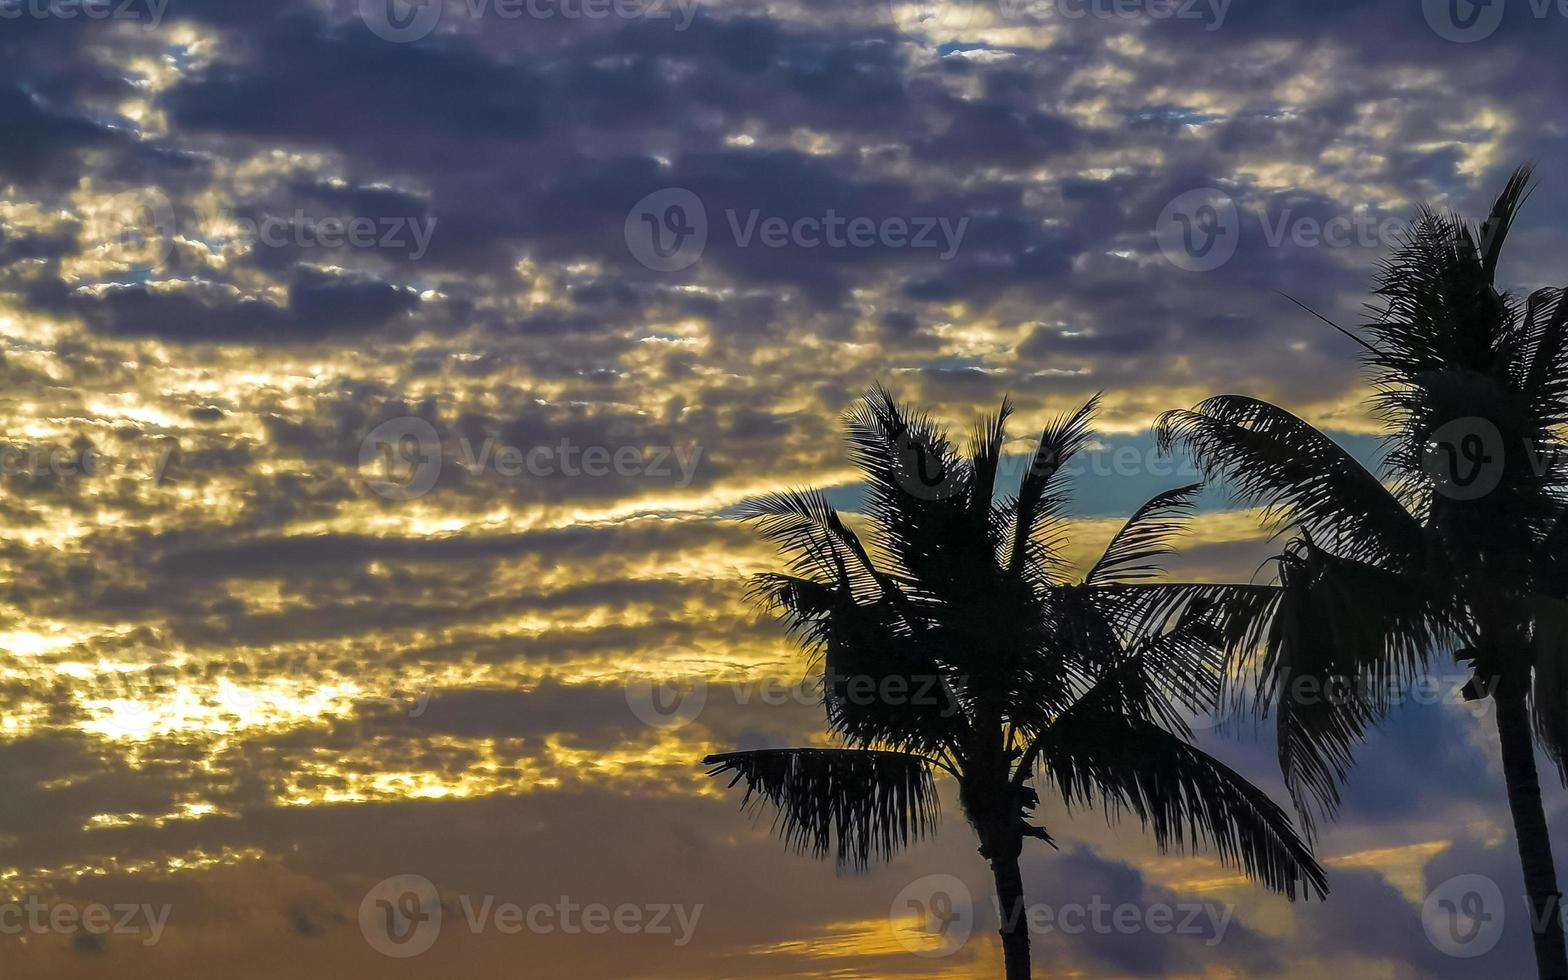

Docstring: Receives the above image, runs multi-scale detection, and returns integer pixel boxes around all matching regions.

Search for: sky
[2,0,1568,976]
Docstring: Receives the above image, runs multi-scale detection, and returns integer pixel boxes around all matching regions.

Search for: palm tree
[1157,166,1568,978]
[704,387,1327,979]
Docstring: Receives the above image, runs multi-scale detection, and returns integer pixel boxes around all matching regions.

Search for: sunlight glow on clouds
[1,0,1565,975]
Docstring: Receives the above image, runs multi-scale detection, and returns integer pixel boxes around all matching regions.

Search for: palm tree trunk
[1496,687,1568,979]
[989,846,1032,980]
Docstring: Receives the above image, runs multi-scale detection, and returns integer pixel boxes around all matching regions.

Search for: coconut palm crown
[1158,164,1568,977]
[705,386,1326,979]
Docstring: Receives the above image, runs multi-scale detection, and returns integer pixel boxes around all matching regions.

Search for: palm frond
[1478,163,1534,285]
[1129,611,1227,725]
[998,583,1121,738]
[1084,483,1202,586]
[1362,168,1531,390]
[747,572,844,645]
[1157,395,1422,566]
[703,748,940,872]
[746,570,970,755]
[845,383,966,512]
[1066,580,1280,664]
[843,384,987,604]
[1008,394,1101,582]
[969,396,1014,510]
[740,490,879,596]
[719,387,1334,909]
[1040,627,1206,742]
[1031,714,1328,899]
[1521,288,1568,429]
[1256,541,1448,831]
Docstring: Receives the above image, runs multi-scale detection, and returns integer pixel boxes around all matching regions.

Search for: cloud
[2,1,1567,976]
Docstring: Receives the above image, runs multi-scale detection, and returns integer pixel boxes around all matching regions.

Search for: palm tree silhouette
[1158,165,1568,978]
[704,387,1327,979]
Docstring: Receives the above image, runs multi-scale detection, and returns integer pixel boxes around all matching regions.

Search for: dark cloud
[70,269,421,342]
[0,83,119,180]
